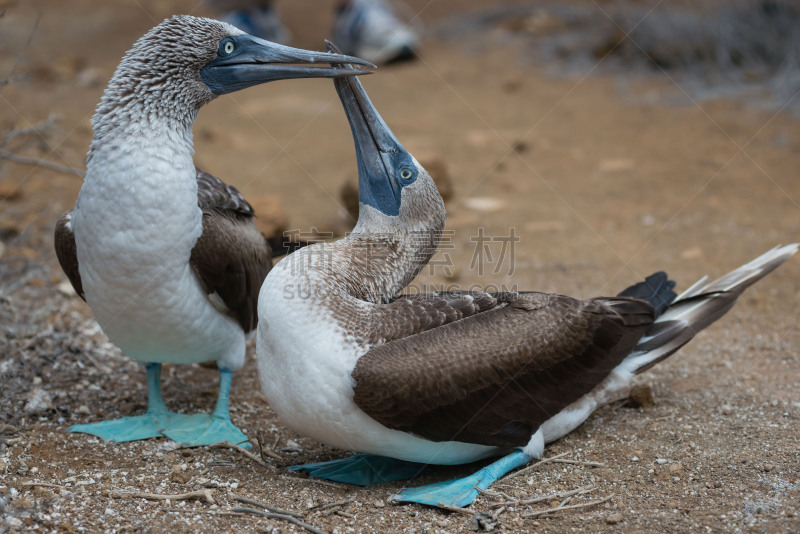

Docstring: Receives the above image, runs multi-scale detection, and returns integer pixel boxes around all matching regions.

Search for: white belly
[72,141,245,369]
[256,259,499,464]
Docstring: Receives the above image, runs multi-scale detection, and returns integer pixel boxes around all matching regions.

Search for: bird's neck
[287,214,444,305]
[76,99,202,258]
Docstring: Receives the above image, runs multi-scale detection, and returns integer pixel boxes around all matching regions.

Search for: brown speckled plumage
[353,292,655,446]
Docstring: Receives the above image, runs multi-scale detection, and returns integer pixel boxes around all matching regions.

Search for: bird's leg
[288,454,428,486]
[391,450,533,508]
[70,363,186,443]
[161,368,251,449]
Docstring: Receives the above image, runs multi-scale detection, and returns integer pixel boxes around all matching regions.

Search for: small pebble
[374,500,385,508]
[763,463,774,472]
[655,458,668,465]
[606,512,624,524]
[628,384,654,409]
[77,405,90,415]
[721,405,733,415]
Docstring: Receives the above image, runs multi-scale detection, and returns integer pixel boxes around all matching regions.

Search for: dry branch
[208,440,269,468]
[501,451,571,481]
[256,431,283,461]
[230,493,304,518]
[521,495,613,519]
[233,506,328,534]
[436,502,474,515]
[491,484,596,508]
[0,149,84,177]
[110,489,215,504]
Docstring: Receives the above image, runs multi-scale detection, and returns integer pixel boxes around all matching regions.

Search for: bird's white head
[89,15,374,159]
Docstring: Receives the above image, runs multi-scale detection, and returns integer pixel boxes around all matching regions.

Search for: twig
[437,502,474,515]
[163,508,246,517]
[256,431,283,461]
[0,424,19,435]
[21,482,67,489]
[209,441,268,468]
[230,494,304,518]
[278,474,350,489]
[233,506,328,534]
[551,458,605,468]
[2,13,39,91]
[1,115,59,146]
[501,452,571,481]
[309,497,354,513]
[335,510,354,519]
[521,495,613,519]
[0,149,84,177]
[491,485,596,508]
[110,489,215,504]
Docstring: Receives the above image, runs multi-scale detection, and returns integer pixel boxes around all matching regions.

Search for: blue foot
[289,454,427,486]
[70,412,186,442]
[391,450,532,508]
[70,363,184,443]
[162,368,250,449]
[162,414,251,449]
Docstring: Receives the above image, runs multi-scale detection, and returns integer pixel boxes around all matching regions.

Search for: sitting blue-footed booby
[254,43,799,507]
[53,16,373,449]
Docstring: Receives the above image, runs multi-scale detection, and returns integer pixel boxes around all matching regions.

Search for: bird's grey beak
[329,41,409,216]
[200,34,375,95]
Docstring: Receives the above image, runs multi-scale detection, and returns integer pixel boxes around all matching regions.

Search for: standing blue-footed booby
[53,16,373,449]
[255,44,799,507]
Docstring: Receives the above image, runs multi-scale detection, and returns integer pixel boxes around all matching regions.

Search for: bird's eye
[221,40,235,55]
[400,168,413,181]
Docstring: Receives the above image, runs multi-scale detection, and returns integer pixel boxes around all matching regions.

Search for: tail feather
[617,271,677,317]
[624,244,798,375]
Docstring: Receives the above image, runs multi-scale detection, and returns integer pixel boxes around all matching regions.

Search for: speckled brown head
[89,15,374,160]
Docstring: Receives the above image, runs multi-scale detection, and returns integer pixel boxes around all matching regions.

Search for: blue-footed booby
[254,44,799,508]
[53,16,373,449]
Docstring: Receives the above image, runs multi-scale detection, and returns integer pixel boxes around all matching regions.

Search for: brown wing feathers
[353,292,655,447]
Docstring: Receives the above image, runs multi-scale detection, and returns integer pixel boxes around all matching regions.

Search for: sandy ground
[1,0,799,532]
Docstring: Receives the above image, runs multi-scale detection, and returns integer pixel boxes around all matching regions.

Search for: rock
[721,404,733,415]
[606,512,624,524]
[680,246,703,260]
[628,383,654,409]
[0,183,22,201]
[248,195,289,242]
[763,463,774,472]
[169,470,191,484]
[463,197,505,213]
[597,158,634,172]
[25,388,53,414]
[5,516,23,529]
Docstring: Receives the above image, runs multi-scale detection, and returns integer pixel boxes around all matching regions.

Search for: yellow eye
[223,41,235,55]
[400,168,413,180]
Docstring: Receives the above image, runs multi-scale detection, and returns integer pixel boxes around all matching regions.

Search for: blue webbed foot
[70,412,186,443]
[162,414,251,449]
[161,368,250,449]
[392,450,532,508]
[289,454,427,486]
